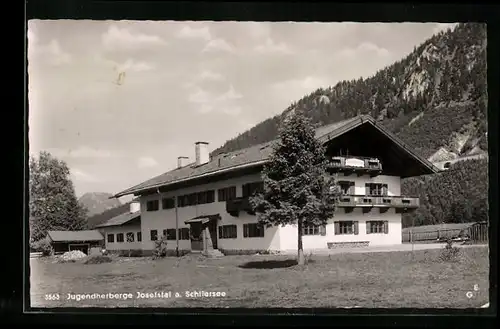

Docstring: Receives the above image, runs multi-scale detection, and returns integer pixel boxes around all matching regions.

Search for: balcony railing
[226,197,255,217]
[327,156,383,176]
[337,195,419,212]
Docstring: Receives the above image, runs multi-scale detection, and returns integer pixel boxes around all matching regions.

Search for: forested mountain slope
[212,23,487,162]
[401,159,488,228]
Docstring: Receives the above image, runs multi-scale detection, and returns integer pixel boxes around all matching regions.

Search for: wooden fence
[467,222,488,243]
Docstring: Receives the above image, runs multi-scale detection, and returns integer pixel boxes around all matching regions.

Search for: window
[218,186,237,202]
[117,233,124,242]
[334,221,359,235]
[165,229,176,240]
[243,223,265,238]
[242,182,264,197]
[146,200,159,211]
[137,232,142,242]
[365,183,388,196]
[107,234,114,243]
[178,228,190,240]
[302,224,326,236]
[177,195,187,208]
[162,197,175,209]
[338,181,355,195]
[197,190,215,204]
[150,230,158,241]
[218,225,237,239]
[367,221,388,234]
[126,232,135,242]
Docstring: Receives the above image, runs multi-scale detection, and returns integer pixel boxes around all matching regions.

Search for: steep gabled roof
[94,211,141,228]
[113,115,438,198]
[47,230,104,242]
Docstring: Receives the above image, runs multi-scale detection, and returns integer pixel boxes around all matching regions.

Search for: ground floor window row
[149,228,191,241]
[146,223,266,241]
[107,232,142,243]
[218,223,265,239]
[302,221,389,236]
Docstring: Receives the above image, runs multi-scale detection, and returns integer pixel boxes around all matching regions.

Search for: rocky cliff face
[211,23,487,162]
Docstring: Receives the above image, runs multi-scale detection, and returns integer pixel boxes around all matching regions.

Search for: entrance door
[190,222,203,251]
[207,219,218,249]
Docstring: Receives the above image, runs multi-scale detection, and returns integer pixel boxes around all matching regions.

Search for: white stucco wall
[279,208,402,251]
[138,172,403,252]
[335,174,401,196]
[139,173,280,251]
[100,223,142,251]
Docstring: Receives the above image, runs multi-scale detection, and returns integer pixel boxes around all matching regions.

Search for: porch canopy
[184,214,221,225]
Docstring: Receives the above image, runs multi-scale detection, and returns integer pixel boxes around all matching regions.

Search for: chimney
[177,156,189,169]
[195,142,210,166]
[129,200,140,213]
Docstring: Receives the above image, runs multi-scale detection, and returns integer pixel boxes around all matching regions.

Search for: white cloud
[217,85,243,102]
[199,70,225,81]
[187,84,243,115]
[102,25,165,50]
[202,38,234,53]
[29,39,72,66]
[337,42,390,59]
[245,22,271,39]
[221,106,242,116]
[270,76,328,103]
[188,87,212,104]
[433,23,459,35]
[137,156,158,168]
[46,146,115,159]
[254,37,293,55]
[176,25,212,41]
[70,168,98,182]
[116,59,154,72]
[93,55,154,73]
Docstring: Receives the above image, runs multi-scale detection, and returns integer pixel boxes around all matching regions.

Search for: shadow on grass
[238,259,298,269]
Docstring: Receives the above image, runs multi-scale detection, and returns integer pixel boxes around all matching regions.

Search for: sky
[27,20,457,202]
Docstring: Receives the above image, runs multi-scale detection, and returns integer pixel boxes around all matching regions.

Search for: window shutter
[354,221,359,235]
[243,225,248,238]
[384,221,389,234]
[320,225,326,236]
[349,182,355,195]
[334,222,340,235]
[365,184,370,196]
[218,226,222,239]
[366,221,371,234]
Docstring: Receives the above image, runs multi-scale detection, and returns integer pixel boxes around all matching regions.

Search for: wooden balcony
[226,197,255,217]
[337,195,419,213]
[327,156,383,177]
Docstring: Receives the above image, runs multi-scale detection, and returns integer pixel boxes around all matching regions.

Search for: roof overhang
[318,116,439,178]
[113,115,438,197]
[113,160,267,198]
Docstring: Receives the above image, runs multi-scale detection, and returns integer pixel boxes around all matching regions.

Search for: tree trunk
[297,219,305,266]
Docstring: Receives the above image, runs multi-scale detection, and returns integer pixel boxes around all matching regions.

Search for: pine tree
[29,151,88,244]
[249,110,341,265]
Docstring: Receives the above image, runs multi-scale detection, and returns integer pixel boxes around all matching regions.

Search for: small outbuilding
[46,230,105,255]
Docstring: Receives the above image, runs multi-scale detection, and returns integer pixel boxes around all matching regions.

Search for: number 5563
[44,293,60,301]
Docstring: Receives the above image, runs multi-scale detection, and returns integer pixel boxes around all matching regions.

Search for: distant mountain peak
[79,192,122,217]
